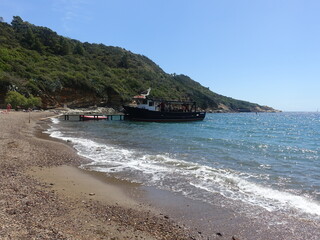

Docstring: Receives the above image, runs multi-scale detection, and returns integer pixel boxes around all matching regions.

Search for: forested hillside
[0,16,276,112]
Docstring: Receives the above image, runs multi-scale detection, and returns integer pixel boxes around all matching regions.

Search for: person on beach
[6,103,12,113]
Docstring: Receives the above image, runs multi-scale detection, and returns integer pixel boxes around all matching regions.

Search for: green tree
[59,38,70,55]
[5,91,42,109]
[25,95,42,108]
[33,38,43,53]
[11,16,23,29]
[73,42,84,55]
[5,91,27,109]
[0,74,11,92]
[118,54,129,68]
[24,27,35,48]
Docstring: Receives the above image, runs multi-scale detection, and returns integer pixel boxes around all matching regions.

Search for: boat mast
[141,88,151,98]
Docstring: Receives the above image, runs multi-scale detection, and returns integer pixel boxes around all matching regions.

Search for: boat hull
[123,106,205,122]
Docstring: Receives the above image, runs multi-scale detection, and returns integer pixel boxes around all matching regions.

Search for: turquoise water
[48,112,320,220]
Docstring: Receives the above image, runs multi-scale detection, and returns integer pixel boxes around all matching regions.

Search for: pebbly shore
[0,111,206,240]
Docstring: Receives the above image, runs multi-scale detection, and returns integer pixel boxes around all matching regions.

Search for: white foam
[51,117,60,124]
[190,166,320,217]
[44,117,61,135]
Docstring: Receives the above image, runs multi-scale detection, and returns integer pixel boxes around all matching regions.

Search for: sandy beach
[0,111,201,240]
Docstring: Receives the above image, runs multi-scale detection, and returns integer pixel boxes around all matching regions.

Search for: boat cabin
[132,98,157,111]
[131,96,198,113]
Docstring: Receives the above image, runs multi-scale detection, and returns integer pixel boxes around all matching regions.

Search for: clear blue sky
[1,0,320,111]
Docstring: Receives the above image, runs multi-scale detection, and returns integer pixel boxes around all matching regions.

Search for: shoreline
[1,111,319,240]
[0,111,197,239]
[31,114,228,239]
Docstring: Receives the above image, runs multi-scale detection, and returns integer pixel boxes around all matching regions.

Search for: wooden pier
[63,114,125,121]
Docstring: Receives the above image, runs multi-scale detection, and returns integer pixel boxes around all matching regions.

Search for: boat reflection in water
[123,88,206,122]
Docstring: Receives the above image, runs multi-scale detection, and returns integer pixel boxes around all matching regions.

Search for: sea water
[47,112,320,221]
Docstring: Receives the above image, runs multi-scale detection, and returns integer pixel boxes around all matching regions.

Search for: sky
[1,0,320,111]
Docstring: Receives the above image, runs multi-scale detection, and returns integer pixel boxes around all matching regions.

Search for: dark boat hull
[123,106,206,122]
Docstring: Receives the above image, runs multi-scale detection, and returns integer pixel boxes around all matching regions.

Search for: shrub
[5,91,26,109]
[5,91,42,109]
[25,95,42,108]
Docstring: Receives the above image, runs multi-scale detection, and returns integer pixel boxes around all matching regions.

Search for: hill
[0,16,277,112]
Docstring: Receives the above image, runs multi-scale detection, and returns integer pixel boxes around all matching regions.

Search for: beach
[1,111,319,240]
[0,111,200,240]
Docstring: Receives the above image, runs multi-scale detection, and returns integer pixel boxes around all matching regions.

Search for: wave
[46,118,320,219]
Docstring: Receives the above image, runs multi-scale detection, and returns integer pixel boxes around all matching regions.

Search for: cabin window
[143,99,147,104]
[149,102,154,106]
